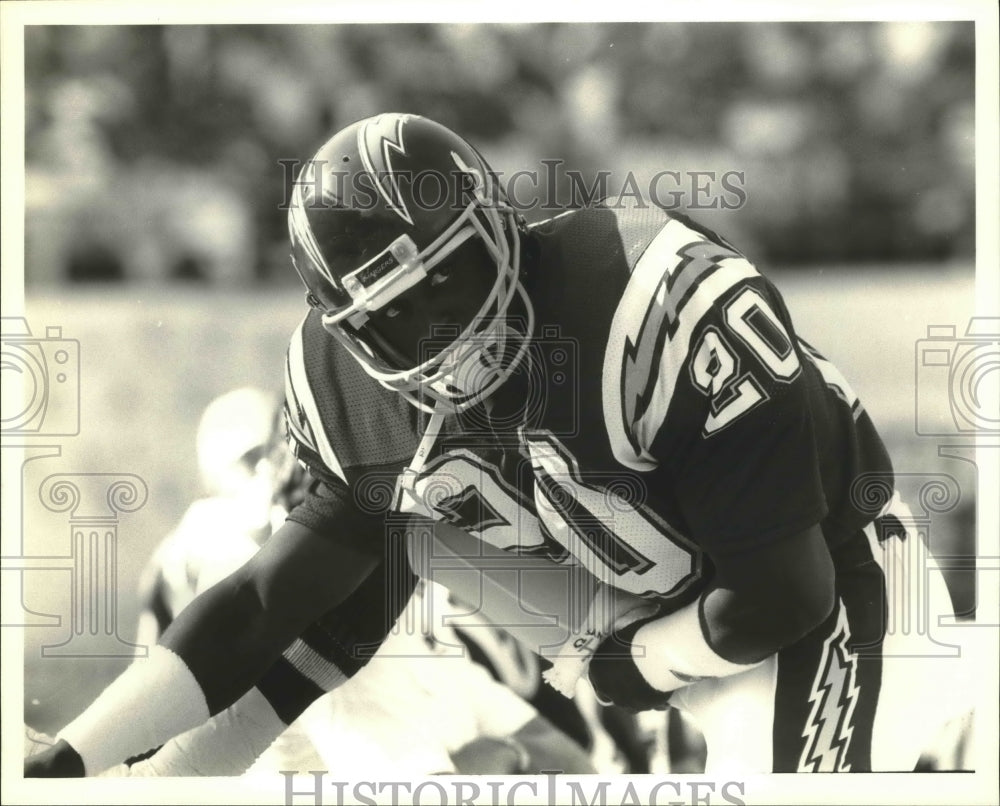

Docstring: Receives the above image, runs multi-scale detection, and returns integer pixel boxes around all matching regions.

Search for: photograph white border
[2,2,997,804]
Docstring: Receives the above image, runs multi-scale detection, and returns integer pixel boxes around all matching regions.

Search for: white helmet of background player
[196,387,279,497]
[196,387,303,534]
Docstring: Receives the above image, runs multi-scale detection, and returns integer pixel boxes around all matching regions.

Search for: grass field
[15,264,980,733]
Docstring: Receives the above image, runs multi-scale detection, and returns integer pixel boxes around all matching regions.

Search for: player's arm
[593,353,837,708]
[596,241,838,707]
[163,516,379,712]
[697,523,835,662]
[121,687,291,777]
[589,524,834,709]
[26,513,381,777]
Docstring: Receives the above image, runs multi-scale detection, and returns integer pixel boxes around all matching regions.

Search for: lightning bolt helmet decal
[358,113,414,225]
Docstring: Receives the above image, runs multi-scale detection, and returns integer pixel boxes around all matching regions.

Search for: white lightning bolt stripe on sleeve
[285,319,348,485]
[603,218,759,470]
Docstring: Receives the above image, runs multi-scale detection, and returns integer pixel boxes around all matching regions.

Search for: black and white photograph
[3,3,998,805]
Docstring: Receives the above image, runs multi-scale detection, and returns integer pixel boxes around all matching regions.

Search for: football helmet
[196,387,302,525]
[196,387,279,497]
[288,113,533,413]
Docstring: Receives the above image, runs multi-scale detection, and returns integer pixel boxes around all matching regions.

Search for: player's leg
[668,654,779,773]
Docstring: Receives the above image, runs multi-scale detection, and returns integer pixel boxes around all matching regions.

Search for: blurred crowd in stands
[24,22,974,285]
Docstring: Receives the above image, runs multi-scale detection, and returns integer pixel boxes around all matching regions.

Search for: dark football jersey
[283,201,892,603]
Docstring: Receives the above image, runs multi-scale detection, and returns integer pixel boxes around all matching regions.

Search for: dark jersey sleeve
[653,274,829,555]
[599,212,831,556]
[282,472,391,557]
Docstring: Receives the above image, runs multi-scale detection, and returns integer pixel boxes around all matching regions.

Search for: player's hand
[23,737,86,777]
[588,615,674,713]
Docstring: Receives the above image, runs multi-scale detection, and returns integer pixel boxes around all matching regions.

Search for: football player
[27,113,966,776]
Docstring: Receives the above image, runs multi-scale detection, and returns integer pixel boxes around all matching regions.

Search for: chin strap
[396,407,447,507]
